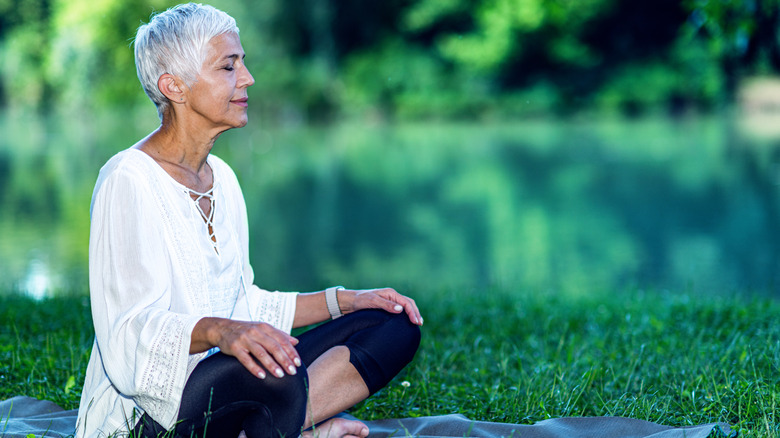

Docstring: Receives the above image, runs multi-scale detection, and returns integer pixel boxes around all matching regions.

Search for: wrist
[192,317,222,353]
[204,317,226,347]
[325,286,345,319]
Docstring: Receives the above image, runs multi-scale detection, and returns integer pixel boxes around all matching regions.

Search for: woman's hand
[191,317,302,379]
[341,288,424,326]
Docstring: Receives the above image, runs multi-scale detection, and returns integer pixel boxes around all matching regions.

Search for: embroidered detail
[255,290,295,330]
[257,292,283,326]
[151,176,211,317]
[135,315,187,417]
[211,282,240,316]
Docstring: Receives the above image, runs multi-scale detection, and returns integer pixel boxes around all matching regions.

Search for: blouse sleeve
[88,162,203,427]
[215,157,298,332]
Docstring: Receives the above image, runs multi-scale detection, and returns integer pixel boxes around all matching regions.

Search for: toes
[310,418,369,438]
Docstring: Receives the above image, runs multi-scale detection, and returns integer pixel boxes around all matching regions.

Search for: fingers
[233,348,270,379]
[219,322,302,379]
[254,328,302,378]
[394,294,423,326]
[361,288,424,326]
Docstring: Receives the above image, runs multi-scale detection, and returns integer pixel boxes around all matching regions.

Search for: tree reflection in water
[1,112,778,297]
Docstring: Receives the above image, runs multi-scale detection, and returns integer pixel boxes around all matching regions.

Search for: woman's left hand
[340,288,423,326]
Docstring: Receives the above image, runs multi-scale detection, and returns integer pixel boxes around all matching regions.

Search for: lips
[231,97,248,107]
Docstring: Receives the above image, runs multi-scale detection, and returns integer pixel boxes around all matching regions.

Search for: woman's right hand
[192,317,302,379]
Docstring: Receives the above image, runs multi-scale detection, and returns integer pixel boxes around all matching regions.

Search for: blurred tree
[0,0,53,107]
[0,0,169,110]
[47,0,171,110]
[265,0,415,121]
[402,0,695,114]
[684,0,780,99]
[0,0,771,117]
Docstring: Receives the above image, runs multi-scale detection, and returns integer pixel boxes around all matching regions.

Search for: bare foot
[301,417,369,438]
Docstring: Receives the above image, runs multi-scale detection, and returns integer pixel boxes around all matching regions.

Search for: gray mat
[1,396,735,438]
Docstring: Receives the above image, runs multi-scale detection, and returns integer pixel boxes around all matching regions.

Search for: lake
[1,108,778,298]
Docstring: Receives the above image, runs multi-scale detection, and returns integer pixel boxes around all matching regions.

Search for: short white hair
[134,3,239,119]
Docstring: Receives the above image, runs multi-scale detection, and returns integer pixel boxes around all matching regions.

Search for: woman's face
[185,32,255,131]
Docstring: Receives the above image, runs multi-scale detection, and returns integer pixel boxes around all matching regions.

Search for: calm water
[2,109,779,298]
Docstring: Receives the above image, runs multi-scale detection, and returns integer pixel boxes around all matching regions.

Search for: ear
[158,74,186,103]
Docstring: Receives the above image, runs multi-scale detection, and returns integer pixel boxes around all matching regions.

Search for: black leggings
[134,310,421,438]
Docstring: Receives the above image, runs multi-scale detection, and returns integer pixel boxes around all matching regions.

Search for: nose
[239,63,255,88]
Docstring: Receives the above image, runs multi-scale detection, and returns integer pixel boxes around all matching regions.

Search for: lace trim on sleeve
[254,288,298,333]
[133,315,196,426]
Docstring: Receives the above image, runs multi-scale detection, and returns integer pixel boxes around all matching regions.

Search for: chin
[228,116,249,129]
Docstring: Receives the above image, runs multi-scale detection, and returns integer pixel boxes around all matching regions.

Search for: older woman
[75,4,422,438]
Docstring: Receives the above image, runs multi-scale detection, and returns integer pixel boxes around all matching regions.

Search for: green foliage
[1,0,773,118]
[342,40,460,120]
[594,38,725,116]
[429,0,607,72]
[684,0,780,95]
[0,24,49,109]
[46,0,161,109]
[685,0,758,57]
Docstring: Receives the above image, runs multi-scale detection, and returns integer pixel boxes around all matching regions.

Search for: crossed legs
[296,309,421,436]
[133,310,421,438]
[300,346,370,438]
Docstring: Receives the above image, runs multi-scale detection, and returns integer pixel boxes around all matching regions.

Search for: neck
[134,116,222,191]
[157,115,221,170]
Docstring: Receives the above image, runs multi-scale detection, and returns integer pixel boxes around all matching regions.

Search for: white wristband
[325,286,345,319]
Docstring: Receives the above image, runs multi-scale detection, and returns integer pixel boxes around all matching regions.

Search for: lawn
[1,289,778,437]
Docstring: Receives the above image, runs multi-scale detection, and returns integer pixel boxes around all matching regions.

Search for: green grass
[1,289,778,437]
[0,294,93,410]
[353,289,779,437]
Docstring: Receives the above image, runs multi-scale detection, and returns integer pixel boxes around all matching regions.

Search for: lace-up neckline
[189,186,218,252]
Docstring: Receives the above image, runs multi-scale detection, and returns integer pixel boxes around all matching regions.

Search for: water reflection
[22,256,53,300]
[1,110,778,297]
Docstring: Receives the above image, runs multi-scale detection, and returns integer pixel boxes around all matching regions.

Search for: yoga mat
[1,396,735,438]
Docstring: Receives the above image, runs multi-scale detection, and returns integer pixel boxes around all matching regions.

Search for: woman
[75,3,422,438]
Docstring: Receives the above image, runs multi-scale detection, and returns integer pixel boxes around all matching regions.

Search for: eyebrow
[220,53,246,62]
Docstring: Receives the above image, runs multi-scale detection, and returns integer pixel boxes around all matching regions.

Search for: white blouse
[76,149,298,438]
